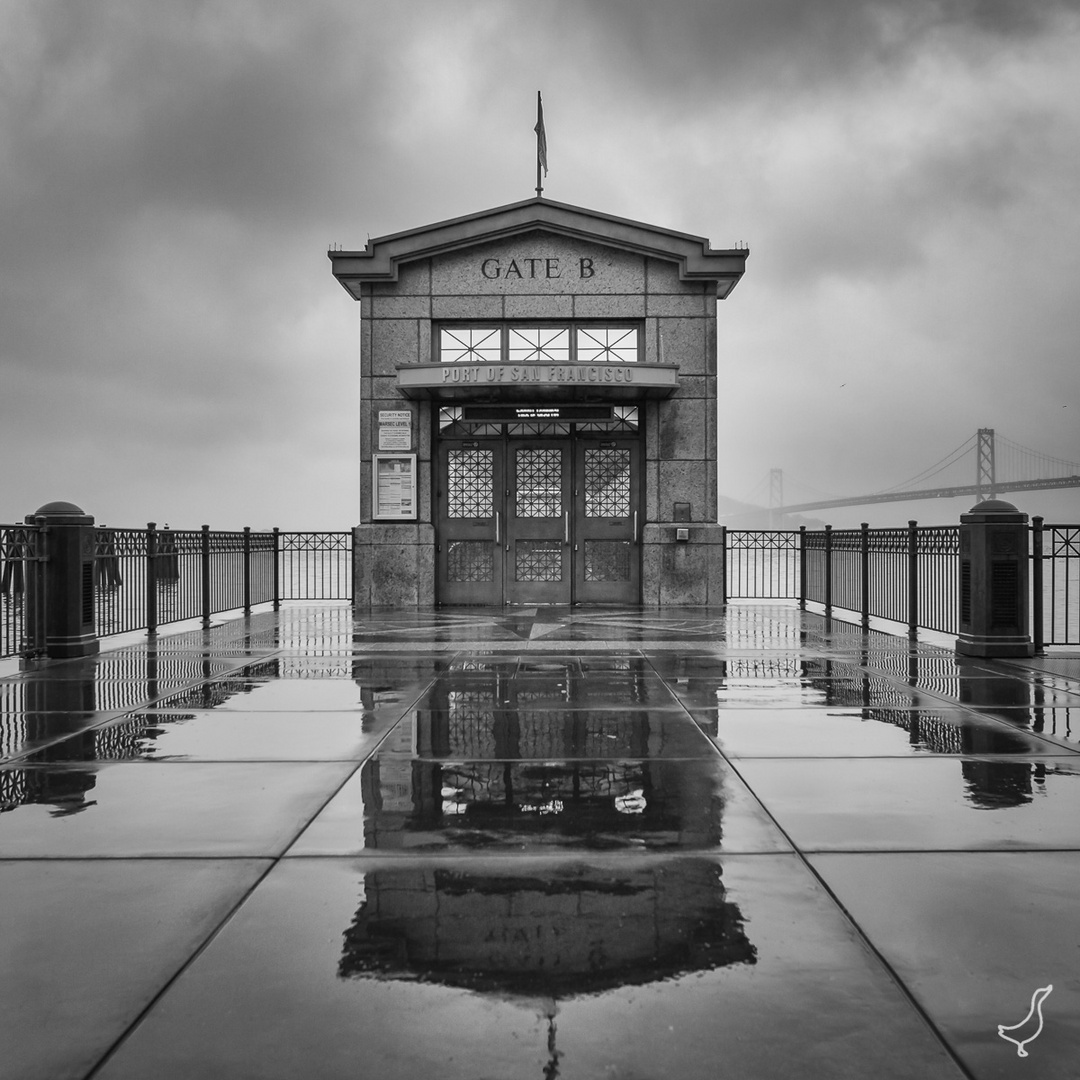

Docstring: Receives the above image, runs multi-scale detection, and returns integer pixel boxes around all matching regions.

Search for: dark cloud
[1,0,1077,529]
[547,0,1080,98]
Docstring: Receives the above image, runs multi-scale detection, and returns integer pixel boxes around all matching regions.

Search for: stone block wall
[358,230,724,606]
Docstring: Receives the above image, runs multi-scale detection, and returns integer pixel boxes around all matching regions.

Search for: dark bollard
[955,499,1033,659]
[26,501,100,660]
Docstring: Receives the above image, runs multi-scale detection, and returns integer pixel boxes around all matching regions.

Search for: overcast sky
[2,0,1078,530]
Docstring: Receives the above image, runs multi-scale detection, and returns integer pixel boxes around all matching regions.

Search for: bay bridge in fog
[766,428,1080,516]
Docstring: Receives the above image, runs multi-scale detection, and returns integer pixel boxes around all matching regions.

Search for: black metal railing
[278,532,353,600]
[728,522,961,637]
[0,523,45,660]
[1032,519,1080,650]
[95,525,278,638]
[2,523,354,659]
[92,526,352,640]
[724,528,800,598]
[7,515,1079,659]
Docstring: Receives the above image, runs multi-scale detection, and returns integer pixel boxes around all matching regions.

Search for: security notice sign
[378,410,412,451]
[373,454,416,520]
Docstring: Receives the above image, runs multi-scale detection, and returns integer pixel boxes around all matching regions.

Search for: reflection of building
[340,655,756,997]
[329,198,748,606]
[360,757,724,852]
[339,860,756,998]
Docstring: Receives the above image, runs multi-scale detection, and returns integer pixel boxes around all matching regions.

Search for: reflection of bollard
[27,501,100,659]
[956,499,1033,659]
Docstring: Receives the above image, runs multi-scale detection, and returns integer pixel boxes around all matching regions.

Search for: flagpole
[534,90,546,198]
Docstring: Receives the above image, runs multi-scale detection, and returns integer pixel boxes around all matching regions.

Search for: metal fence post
[1032,516,1044,654]
[860,522,870,629]
[907,520,919,639]
[146,522,158,638]
[719,525,727,604]
[201,525,211,628]
[824,525,833,617]
[243,526,251,615]
[272,528,281,611]
[798,525,807,610]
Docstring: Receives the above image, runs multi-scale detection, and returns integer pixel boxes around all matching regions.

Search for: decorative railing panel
[914,526,960,636]
[0,524,44,660]
[278,532,352,601]
[799,524,960,636]
[866,528,910,626]
[1034,522,1080,648]
[725,530,799,599]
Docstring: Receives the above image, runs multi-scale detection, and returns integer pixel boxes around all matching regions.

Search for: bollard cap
[961,498,1026,524]
[32,501,94,525]
[968,498,1020,514]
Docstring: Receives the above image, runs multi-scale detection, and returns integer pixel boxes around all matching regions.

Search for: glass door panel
[505,441,571,604]
[575,441,640,603]
[436,442,503,605]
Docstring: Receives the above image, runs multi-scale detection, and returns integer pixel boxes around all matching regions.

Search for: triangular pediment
[329,197,747,298]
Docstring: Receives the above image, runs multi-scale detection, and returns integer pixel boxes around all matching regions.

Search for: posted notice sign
[378,410,412,451]
[373,453,417,520]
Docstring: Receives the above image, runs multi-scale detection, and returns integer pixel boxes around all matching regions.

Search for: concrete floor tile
[966,705,1080,749]
[0,761,355,856]
[808,851,1080,1079]
[734,756,1080,850]
[704,706,1067,758]
[25,709,401,762]
[93,855,964,1080]
[0,858,269,1080]
[198,677,416,712]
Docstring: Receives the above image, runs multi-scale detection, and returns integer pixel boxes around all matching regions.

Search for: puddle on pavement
[734,756,1080,850]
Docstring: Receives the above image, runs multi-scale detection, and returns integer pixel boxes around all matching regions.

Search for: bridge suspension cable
[995,434,1080,483]
[869,433,978,495]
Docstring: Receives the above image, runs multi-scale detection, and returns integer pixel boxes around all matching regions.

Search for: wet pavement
[2,604,1079,1079]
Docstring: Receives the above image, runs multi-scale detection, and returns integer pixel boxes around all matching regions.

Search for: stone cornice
[330,198,747,298]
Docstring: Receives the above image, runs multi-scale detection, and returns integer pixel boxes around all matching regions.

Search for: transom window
[438,324,640,364]
[508,328,570,364]
[439,404,639,436]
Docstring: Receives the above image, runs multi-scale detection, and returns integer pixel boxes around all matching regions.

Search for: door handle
[564,511,569,543]
[633,511,638,541]
[495,511,500,543]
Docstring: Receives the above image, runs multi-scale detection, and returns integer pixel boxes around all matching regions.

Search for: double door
[437,436,640,605]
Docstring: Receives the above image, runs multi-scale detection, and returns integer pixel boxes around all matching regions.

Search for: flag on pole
[534,91,548,177]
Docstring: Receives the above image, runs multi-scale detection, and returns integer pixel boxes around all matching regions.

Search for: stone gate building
[329,197,747,605]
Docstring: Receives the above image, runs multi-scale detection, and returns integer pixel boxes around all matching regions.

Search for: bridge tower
[769,468,783,528]
[976,428,996,501]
